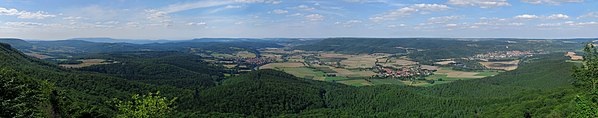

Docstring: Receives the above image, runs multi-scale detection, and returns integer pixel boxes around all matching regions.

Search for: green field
[369,79,405,85]
[278,67,325,79]
[324,76,349,81]
[474,71,500,76]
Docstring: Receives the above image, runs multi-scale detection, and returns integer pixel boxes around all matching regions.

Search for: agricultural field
[479,60,520,71]
[339,54,382,69]
[435,60,456,65]
[423,67,499,86]
[260,62,305,69]
[566,52,583,60]
[24,52,53,59]
[211,53,236,58]
[336,79,372,86]
[59,59,113,68]
[274,67,327,81]
[236,51,257,58]
[378,56,418,68]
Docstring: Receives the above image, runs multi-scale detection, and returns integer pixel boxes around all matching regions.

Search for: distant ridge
[68,37,172,44]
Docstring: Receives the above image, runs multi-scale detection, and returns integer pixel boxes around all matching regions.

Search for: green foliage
[0,68,48,117]
[195,69,339,117]
[114,92,177,118]
[571,43,598,117]
[572,95,598,117]
[0,41,589,117]
[573,43,598,91]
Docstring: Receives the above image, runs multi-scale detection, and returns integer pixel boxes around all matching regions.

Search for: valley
[0,37,596,117]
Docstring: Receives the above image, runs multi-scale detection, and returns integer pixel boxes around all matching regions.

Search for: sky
[1,0,598,40]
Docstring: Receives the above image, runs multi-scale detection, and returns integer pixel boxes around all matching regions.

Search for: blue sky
[1,0,597,40]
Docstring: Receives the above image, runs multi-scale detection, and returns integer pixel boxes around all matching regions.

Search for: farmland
[479,60,520,71]
[256,49,501,87]
[59,59,114,68]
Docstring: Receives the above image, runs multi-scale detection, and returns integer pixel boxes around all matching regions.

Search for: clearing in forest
[479,60,519,71]
[260,62,305,69]
[59,59,112,68]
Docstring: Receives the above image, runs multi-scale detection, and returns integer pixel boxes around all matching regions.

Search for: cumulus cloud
[187,22,208,26]
[447,0,510,8]
[537,21,598,27]
[335,20,363,27]
[521,0,583,5]
[305,14,324,21]
[0,7,56,19]
[4,22,47,27]
[578,12,598,19]
[513,14,569,20]
[514,14,539,19]
[234,0,282,4]
[270,9,288,14]
[427,15,461,24]
[547,14,569,19]
[370,4,450,22]
[292,5,316,11]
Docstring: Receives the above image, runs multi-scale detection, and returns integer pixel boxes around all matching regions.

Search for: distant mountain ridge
[67,37,172,44]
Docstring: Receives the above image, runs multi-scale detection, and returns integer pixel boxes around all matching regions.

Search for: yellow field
[435,68,485,78]
[236,51,257,58]
[340,55,379,69]
[380,57,418,68]
[260,62,305,69]
[60,59,111,68]
[223,64,237,68]
[24,53,53,59]
[479,60,519,71]
[435,61,455,65]
[329,67,376,77]
[566,52,583,60]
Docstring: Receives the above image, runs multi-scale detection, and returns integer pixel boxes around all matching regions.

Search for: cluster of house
[242,57,272,66]
[374,65,435,80]
[472,51,534,60]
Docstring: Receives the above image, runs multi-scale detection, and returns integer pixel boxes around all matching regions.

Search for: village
[471,50,535,60]
[373,64,435,81]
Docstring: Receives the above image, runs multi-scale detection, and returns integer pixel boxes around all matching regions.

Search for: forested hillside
[0,42,586,117]
[294,38,585,63]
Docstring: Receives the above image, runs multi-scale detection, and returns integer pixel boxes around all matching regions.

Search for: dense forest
[2,40,597,117]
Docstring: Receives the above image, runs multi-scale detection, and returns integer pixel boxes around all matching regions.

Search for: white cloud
[335,20,363,27]
[578,12,598,19]
[521,0,583,5]
[187,22,208,26]
[512,14,569,20]
[547,14,569,19]
[0,7,56,19]
[305,14,324,21]
[447,0,510,8]
[224,5,243,9]
[293,5,316,11]
[63,16,83,20]
[370,4,450,22]
[411,4,451,11]
[428,15,461,23]
[514,14,539,19]
[288,13,304,17]
[270,9,288,14]
[4,22,47,27]
[234,0,282,4]
[537,21,598,27]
